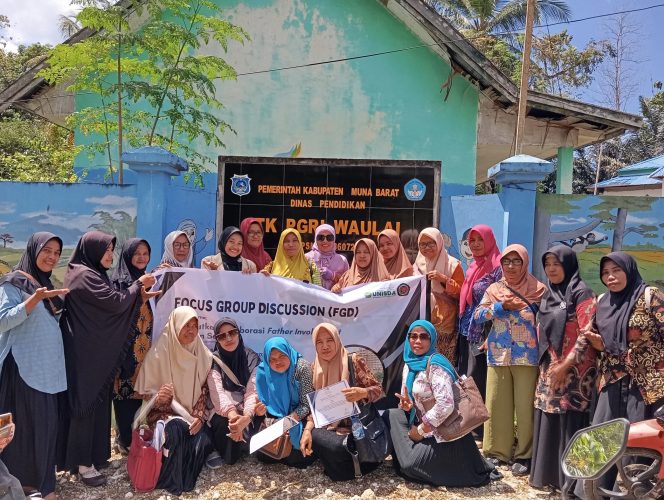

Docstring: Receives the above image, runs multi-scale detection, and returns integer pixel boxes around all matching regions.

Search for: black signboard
[217,157,440,260]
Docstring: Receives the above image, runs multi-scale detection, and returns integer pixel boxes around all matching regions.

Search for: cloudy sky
[2,0,663,113]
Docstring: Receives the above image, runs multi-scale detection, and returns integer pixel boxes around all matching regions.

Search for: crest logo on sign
[230,174,251,196]
[404,178,426,201]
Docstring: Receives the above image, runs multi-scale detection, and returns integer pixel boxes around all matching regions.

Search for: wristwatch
[416,424,426,437]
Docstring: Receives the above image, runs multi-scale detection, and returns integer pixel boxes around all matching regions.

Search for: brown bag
[257,418,292,460]
[420,355,489,441]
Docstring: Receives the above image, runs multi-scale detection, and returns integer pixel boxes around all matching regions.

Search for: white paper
[306,380,360,428]
[249,417,298,454]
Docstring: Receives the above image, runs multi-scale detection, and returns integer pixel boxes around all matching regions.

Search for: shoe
[487,456,507,467]
[79,466,107,487]
[489,469,504,481]
[206,451,224,469]
[511,459,530,476]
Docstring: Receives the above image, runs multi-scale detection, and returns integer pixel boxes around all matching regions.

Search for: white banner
[150,269,427,397]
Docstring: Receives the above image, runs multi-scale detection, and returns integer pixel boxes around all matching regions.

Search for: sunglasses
[215,328,239,341]
[409,332,430,341]
[316,234,335,242]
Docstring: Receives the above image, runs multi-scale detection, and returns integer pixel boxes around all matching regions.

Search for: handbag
[256,417,292,460]
[127,395,162,492]
[421,355,489,441]
[343,354,391,477]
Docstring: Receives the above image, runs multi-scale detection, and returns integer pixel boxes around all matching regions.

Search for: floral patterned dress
[114,301,152,399]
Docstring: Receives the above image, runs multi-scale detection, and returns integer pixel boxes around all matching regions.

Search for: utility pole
[514,0,536,155]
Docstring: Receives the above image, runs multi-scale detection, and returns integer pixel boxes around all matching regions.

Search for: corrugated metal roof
[618,153,664,174]
[651,166,664,179]
[595,173,662,188]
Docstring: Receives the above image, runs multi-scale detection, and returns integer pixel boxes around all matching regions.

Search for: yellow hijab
[271,228,312,282]
[135,306,213,413]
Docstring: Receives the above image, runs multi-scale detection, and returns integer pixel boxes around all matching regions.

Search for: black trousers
[209,413,260,465]
[113,398,142,449]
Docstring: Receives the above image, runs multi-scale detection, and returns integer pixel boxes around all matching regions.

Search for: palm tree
[58,14,81,39]
[425,0,571,35]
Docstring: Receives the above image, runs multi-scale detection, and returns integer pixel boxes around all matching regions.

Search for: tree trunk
[612,208,627,251]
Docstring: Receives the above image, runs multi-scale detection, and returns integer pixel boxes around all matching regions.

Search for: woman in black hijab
[206,318,261,467]
[110,238,153,454]
[530,246,597,491]
[58,231,159,487]
[0,232,69,499]
[201,227,257,273]
[586,252,664,423]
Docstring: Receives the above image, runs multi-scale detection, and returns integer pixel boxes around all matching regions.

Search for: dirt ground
[56,445,561,500]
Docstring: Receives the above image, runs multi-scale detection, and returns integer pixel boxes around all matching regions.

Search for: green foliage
[563,420,626,478]
[0,42,51,89]
[0,111,80,182]
[40,0,249,184]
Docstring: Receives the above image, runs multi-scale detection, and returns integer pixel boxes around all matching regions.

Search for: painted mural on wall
[0,184,137,287]
[534,193,664,292]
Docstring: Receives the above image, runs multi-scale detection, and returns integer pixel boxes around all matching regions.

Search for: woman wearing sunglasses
[206,318,262,468]
[387,320,495,487]
[305,224,348,290]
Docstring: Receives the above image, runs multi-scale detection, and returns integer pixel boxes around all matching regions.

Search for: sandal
[79,466,107,487]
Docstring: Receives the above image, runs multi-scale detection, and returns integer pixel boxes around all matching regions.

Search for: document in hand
[249,416,299,454]
[306,380,360,428]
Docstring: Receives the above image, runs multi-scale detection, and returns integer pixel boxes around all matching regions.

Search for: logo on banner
[404,178,426,201]
[230,174,251,196]
[397,283,411,296]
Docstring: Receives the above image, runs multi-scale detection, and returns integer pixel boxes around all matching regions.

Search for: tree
[0,42,51,89]
[41,0,249,185]
[0,233,13,248]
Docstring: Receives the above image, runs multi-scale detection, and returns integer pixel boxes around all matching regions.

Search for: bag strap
[501,282,539,317]
[132,393,159,430]
[212,354,244,388]
[347,353,356,387]
[425,354,461,380]
[645,286,656,313]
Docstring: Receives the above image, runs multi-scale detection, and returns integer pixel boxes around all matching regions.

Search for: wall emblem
[404,178,426,201]
[230,174,251,196]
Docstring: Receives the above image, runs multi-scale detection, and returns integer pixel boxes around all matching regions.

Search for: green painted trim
[556,146,573,194]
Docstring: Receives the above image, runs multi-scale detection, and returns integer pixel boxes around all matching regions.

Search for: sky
[1,0,663,114]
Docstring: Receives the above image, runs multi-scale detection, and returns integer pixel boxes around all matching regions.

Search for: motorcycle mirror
[561,418,630,480]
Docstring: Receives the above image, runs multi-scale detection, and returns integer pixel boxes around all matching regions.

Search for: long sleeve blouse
[401,363,455,443]
[207,365,258,418]
[146,380,210,428]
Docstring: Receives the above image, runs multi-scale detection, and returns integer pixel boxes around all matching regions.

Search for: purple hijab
[305,224,348,290]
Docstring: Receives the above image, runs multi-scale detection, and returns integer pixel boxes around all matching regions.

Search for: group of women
[0,216,661,498]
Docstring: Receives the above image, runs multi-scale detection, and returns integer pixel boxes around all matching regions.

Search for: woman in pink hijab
[456,225,502,438]
[305,224,348,290]
[240,218,272,271]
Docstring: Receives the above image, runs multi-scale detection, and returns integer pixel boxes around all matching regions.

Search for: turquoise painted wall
[75,0,479,190]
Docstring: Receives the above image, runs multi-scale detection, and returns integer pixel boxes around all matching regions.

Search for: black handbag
[343,354,391,477]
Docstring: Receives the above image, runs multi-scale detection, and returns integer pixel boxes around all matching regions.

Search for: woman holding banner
[255,337,316,468]
[201,227,257,273]
[135,306,214,495]
[160,230,193,268]
[301,323,385,480]
[260,229,321,286]
[377,229,413,280]
[206,317,261,468]
[331,239,390,293]
[387,320,495,487]
[240,217,272,270]
[413,228,464,365]
[304,224,348,290]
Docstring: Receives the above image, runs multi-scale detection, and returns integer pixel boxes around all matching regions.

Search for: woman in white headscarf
[160,231,193,268]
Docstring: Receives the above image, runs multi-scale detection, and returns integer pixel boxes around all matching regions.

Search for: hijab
[538,245,594,359]
[111,238,150,290]
[135,306,212,414]
[211,317,260,392]
[240,218,272,270]
[305,224,349,289]
[161,230,192,267]
[270,228,312,282]
[485,244,547,308]
[255,337,303,448]
[217,227,244,272]
[459,225,501,314]
[378,229,413,279]
[403,320,457,424]
[335,239,390,289]
[63,231,143,416]
[311,323,349,390]
[414,228,460,294]
[0,232,64,316]
[595,252,647,355]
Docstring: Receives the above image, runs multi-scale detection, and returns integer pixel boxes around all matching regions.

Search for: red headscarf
[459,225,501,314]
[240,218,272,270]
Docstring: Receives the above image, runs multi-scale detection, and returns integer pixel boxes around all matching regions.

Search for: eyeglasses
[316,234,335,242]
[501,258,523,267]
[173,242,191,249]
[247,230,262,237]
[215,328,239,341]
[409,332,430,341]
[418,241,436,250]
